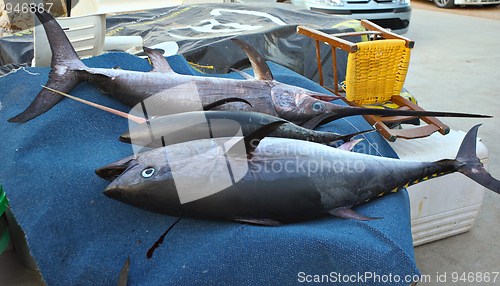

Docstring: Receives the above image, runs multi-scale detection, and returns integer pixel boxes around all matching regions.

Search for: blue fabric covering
[0,53,420,285]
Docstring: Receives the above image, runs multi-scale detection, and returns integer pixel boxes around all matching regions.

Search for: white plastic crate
[388,128,488,246]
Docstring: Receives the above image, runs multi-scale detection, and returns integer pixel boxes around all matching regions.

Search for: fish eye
[142,168,155,178]
[312,102,325,113]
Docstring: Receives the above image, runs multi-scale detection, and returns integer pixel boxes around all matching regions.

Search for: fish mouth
[95,157,138,182]
[118,130,132,144]
[306,91,343,102]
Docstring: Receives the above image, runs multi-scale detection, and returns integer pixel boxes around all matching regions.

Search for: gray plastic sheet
[0,3,360,90]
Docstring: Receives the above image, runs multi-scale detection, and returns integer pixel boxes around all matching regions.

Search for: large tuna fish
[96,124,500,224]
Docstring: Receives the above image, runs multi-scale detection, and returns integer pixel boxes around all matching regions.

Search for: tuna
[96,124,500,224]
[120,110,372,148]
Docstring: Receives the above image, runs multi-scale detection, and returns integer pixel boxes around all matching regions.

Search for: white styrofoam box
[388,128,488,246]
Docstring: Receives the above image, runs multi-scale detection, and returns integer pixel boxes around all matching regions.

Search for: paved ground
[404,7,500,286]
[411,0,500,20]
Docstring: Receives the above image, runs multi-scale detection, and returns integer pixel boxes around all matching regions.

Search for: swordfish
[9,12,492,124]
[96,124,500,224]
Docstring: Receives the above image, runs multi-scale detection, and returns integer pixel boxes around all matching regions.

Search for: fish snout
[118,130,132,144]
[103,181,133,200]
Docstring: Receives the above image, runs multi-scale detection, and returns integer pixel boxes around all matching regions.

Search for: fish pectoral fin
[336,129,374,142]
[328,206,383,221]
[231,39,274,81]
[337,139,364,151]
[235,218,282,226]
[203,97,252,111]
[226,121,287,155]
[143,47,175,73]
[301,113,338,130]
[230,68,255,80]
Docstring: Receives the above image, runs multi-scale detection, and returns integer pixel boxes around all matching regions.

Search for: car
[229,0,412,34]
[432,0,500,9]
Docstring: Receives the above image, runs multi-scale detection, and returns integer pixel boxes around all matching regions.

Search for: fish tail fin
[36,11,84,69]
[8,11,86,123]
[456,124,500,194]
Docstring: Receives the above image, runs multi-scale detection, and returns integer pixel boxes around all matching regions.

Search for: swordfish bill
[9,12,492,124]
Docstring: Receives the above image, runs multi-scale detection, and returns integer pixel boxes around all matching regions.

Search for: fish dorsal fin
[227,121,287,155]
[203,97,252,111]
[143,47,174,73]
[328,206,382,221]
[230,68,255,80]
[301,111,372,130]
[336,129,374,142]
[231,39,273,81]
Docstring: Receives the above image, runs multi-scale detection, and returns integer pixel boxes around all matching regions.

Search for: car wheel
[433,0,455,8]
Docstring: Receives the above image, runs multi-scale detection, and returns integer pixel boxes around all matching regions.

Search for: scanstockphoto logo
[247,140,367,176]
[248,156,366,177]
[127,82,249,205]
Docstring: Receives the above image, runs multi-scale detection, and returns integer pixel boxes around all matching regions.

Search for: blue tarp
[0,53,419,285]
